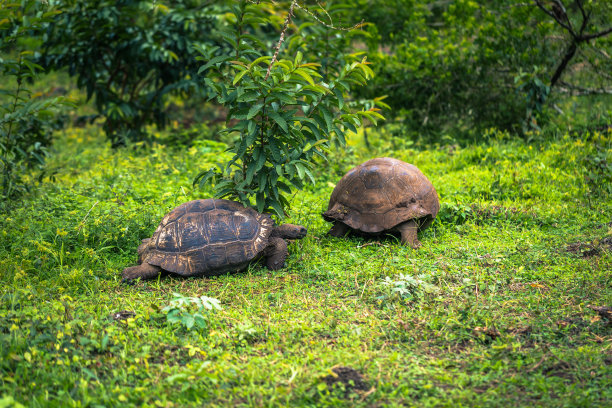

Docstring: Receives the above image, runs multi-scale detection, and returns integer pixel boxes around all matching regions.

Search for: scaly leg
[122,263,162,282]
[328,221,350,238]
[397,220,421,249]
[264,237,288,270]
[137,238,151,263]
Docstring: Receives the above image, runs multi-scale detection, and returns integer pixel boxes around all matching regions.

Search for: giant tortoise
[122,199,306,281]
[323,157,439,248]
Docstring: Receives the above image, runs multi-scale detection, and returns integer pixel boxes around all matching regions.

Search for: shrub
[39,0,224,146]
[195,0,383,217]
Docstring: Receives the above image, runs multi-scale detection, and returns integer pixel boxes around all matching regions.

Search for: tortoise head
[271,224,307,240]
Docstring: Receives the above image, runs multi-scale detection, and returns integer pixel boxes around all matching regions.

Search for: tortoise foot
[122,263,162,282]
[397,220,421,249]
[264,237,288,271]
[328,222,350,238]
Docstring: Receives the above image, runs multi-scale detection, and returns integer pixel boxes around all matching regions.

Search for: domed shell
[323,158,439,233]
[143,199,274,276]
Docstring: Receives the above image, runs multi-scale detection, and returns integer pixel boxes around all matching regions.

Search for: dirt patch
[473,326,500,342]
[110,310,136,321]
[149,344,206,365]
[510,325,536,348]
[557,316,590,334]
[322,366,370,394]
[508,281,549,292]
[566,237,612,258]
[542,362,574,381]
[588,305,612,324]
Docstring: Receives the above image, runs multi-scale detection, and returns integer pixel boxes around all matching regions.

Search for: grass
[0,120,611,407]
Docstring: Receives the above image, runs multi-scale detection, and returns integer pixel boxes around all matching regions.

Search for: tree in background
[39,0,224,146]
[347,0,611,138]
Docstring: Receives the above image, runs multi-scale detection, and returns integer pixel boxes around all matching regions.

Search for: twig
[265,0,297,80]
[558,81,612,95]
[295,1,364,31]
[77,201,99,232]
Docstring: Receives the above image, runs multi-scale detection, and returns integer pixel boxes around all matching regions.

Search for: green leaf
[198,55,231,74]
[233,69,249,85]
[294,68,315,86]
[295,162,306,180]
[255,192,266,213]
[247,103,263,120]
[332,88,344,109]
[318,105,333,133]
[268,111,288,133]
[250,56,272,69]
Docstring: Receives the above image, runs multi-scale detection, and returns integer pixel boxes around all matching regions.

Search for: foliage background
[0,0,611,406]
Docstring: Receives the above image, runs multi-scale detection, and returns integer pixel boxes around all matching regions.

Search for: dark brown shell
[323,158,439,233]
[143,199,274,276]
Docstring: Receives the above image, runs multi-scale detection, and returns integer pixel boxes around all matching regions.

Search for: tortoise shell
[323,157,439,233]
[142,199,274,276]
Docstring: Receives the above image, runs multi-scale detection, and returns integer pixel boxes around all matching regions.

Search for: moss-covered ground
[1,121,611,407]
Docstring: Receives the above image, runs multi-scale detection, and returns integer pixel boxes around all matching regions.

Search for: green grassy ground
[1,123,610,407]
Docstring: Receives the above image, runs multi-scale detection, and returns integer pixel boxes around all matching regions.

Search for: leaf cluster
[161,292,222,331]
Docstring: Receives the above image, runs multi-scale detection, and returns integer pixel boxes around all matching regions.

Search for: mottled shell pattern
[142,199,274,276]
[323,157,440,233]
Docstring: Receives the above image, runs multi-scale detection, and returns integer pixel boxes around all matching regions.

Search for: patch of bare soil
[110,310,136,321]
[542,361,574,381]
[566,237,612,258]
[510,325,536,348]
[322,366,370,394]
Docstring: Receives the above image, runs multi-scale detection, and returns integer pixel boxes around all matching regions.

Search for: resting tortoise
[122,199,306,281]
[323,157,439,248]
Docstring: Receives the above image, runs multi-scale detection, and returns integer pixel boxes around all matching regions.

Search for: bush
[39,0,224,146]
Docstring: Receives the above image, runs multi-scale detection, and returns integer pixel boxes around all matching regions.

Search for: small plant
[514,67,550,132]
[195,0,382,217]
[380,273,438,302]
[161,293,221,331]
[0,1,69,200]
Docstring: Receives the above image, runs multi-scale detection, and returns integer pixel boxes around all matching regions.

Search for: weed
[162,293,221,331]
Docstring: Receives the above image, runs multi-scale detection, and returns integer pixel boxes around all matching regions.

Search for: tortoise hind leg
[397,220,421,249]
[328,221,350,238]
[122,263,162,282]
[264,237,288,270]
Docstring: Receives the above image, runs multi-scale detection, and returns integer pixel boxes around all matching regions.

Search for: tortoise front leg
[264,237,288,270]
[137,238,151,263]
[397,220,421,249]
[122,263,162,282]
[327,221,350,238]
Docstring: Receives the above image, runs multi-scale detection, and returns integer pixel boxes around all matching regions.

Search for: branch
[294,1,365,31]
[558,81,612,95]
[550,42,577,87]
[575,0,588,24]
[533,0,574,35]
[580,26,612,42]
[265,0,297,80]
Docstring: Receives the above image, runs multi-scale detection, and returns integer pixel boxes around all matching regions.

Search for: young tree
[195,0,383,217]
